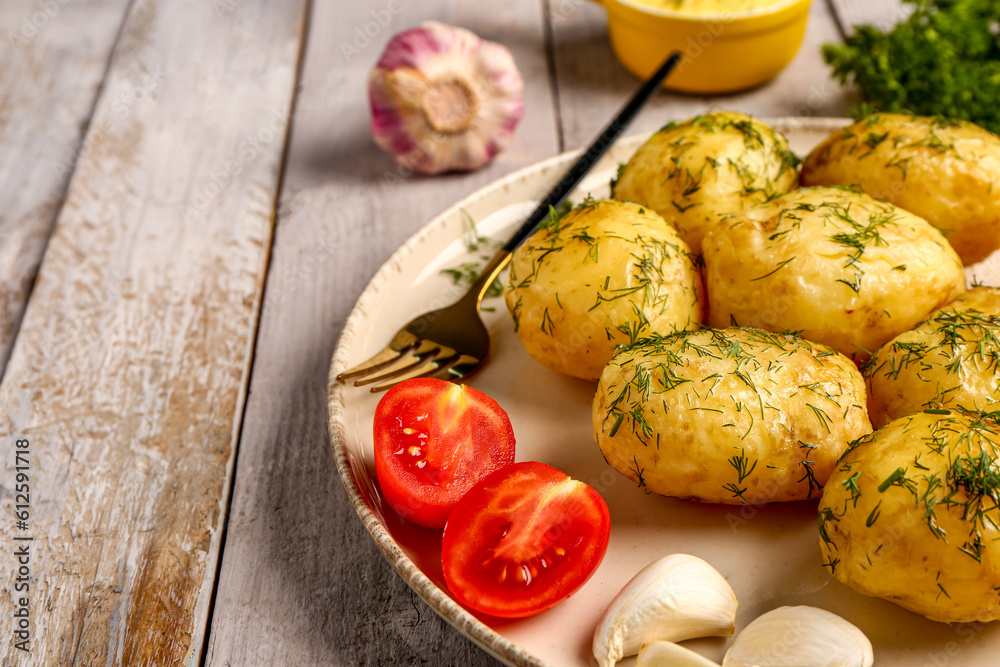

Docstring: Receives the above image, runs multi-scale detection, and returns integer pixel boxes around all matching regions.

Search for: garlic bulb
[637,641,722,667]
[593,554,738,667]
[368,21,524,174]
[722,606,874,667]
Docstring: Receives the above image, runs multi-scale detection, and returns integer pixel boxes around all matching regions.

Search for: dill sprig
[629,112,799,219]
[862,293,1000,411]
[603,327,858,501]
[824,411,1000,574]
[750,190,901,298]
[536,200,573,232]
[441,210,503,298]
[441,262,503,299]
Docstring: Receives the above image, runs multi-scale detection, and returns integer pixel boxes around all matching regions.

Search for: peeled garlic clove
[593,554,738,667]
[637,641,722,667]
[722,606,873,667]
[368,21,524,174]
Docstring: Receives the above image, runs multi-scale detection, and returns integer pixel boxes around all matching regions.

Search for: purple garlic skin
[368,21,525,175]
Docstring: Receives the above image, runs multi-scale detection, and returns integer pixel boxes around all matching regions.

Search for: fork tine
[369,354,482,393]
[336,328,426,383]
[336,344,412,383]
[339,335,440,383]
[363,353,452,392]
[353,344,449,388]
[365,350,462,393]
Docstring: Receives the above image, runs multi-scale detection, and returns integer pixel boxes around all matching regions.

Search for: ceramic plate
[326,118,1000,667]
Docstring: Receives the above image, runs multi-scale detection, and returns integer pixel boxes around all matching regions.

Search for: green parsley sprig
[823,0,1000,134]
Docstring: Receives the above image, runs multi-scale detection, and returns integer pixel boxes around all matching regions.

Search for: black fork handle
[501,51,681,253]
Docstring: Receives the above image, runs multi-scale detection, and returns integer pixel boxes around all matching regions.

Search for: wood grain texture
[550,0,856,150]
[0,0,307,664]
[828,0,908,35]
[203,1,560,665]
[0,0,132,380]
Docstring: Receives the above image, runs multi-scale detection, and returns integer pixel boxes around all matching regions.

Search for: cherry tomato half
[373,378,516,528]
[442,461,611,618]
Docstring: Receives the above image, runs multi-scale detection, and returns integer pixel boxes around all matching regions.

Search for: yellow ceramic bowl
[592,0,813,93]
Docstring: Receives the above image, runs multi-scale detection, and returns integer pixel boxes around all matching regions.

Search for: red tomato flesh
[373,378,515,528]
[442,461,611,618]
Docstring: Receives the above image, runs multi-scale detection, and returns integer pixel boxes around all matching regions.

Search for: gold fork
[337,52,681,392]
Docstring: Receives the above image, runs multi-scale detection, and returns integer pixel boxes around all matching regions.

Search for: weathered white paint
[0,0,133,379]
[0,0,307,664]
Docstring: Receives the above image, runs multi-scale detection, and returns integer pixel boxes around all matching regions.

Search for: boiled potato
[865,287,1000,428]
[612,111,798,253]
[592,327,871,504]
[819,410,1000,623]
[801,113,1000,265]
[504,199,703,381]
[702,187,966,361]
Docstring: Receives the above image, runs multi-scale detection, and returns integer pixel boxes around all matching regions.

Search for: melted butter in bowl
[633,0,788,14]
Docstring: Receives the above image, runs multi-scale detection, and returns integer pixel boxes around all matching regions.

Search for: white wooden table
[0,0,898,664]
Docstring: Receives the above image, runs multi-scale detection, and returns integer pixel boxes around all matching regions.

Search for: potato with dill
[818,410,1000,623]
[504,198,703,381]
[702,186,966,362]
[611,111,799,253]
[864,287,1000,428]
[801,113,1000,265]
[592,328,871,504]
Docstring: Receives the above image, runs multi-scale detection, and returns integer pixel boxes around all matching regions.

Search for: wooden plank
[0,0,308,664]
[550,0,856,150]
[828,0,909,35]
[0,0,132,379]
[203,1,560,665]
